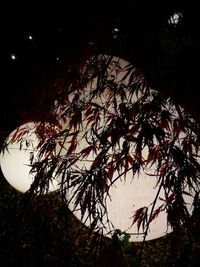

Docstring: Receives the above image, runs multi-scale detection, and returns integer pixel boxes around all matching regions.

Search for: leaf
[160,110,171,130]
[58,140,67,151]
[171,146,186,166]
[132,207,148,232]
[80,146,96,158]
[86,114,97,126]
[11,128,29,143]
[66,137,77,156]
[85,106,93,118]
[149,205,164,223]
[127,154,135,166]
[69,110,82,130]
[159,163,168,177]
[106,161,114,180]
[146,146,160,167]
[121,233,131,249]
[128,124,140,136]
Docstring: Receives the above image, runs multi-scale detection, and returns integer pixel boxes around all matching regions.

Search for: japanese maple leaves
[7,55,200,238]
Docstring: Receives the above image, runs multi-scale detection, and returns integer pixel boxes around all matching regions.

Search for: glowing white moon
[65,138,175,242]
[56,55,195,242]
[68,167,173,242]
[1,55,195,243]
[0,122,60,193]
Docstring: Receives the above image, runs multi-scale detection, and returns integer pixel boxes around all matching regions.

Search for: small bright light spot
[10,54,16,60]
[112,28,119,39]
[113,28,119,33]
[0,122,60,193]
[168,12,183,25]
[56,57,59,61]
[28,35,33,40]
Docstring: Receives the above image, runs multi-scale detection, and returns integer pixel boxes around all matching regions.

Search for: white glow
[112,28,119,39]
[54,55,195,241]
[168,12,183,25]
[113,28,119,32]
[0,122,60,193]
[28,35,33,40]
[64,136,175,242]
[10,53,16,60]
[67,144,194,241]
[68,167,173,241]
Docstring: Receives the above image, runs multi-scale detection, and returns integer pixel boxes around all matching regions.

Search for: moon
[57,55,195,242]
[0,121,60,193]
[0,56,196,242]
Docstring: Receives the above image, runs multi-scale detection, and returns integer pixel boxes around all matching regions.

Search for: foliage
[2,174,200,266]
[2,54,200,246]
[114,228,131,249]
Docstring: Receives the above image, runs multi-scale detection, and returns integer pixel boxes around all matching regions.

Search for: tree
[1,4,200,266]
[2,53,200,240]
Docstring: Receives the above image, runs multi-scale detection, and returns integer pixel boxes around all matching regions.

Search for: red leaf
[80,146,96,158]
[69,110,82,130]
[91,156,100,169]
[58,141,67,151]
[67,140,77,156]
[132,207,148,232]
[159,163,168,177]
[149,205,164,223]
[127,154,135,166]
[11,127,29,143]
[85,106,93,118]
[86,115,96,126]
[107,165,114,180]
[128,124,140,135]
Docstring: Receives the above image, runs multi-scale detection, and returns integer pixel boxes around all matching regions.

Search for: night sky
[1,3,200,265]
[0,5,92,131]
[1,2,200,134]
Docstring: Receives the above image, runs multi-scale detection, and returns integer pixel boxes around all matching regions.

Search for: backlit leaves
[132,207,148,232]
[3,54,200,239]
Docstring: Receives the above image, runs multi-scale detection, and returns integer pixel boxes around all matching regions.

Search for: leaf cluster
[3,54,200,241]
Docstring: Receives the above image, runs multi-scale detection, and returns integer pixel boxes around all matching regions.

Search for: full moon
[68,164,173,241]
[56,55,195,242]
[0,122,60,193]
[0,55,196,243]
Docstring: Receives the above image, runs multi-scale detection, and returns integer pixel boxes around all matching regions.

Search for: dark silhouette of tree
[2,54,200,247]
[1,2,200,266]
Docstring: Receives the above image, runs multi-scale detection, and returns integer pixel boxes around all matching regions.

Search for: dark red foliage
[3,54,200,240]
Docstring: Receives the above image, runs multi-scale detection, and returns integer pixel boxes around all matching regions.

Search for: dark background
[1,1,200,136]
[1,2,200,266]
